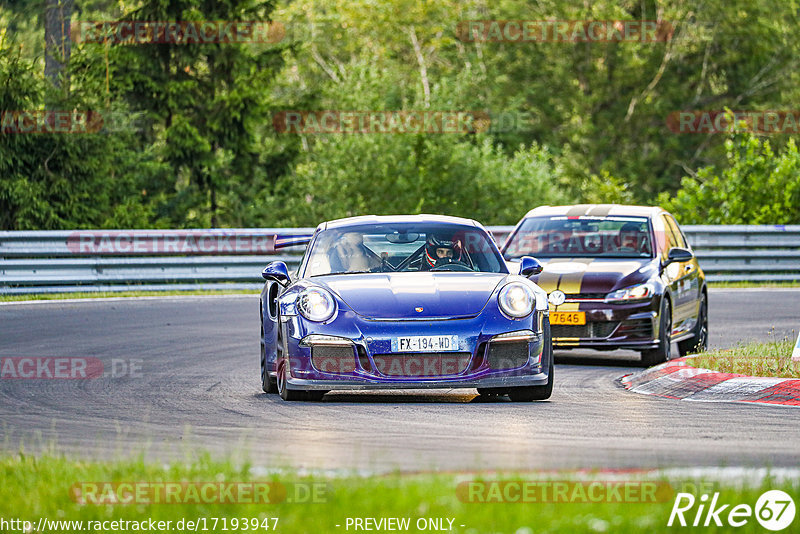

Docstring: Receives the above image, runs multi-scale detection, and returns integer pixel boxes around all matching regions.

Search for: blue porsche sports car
[259,215,553,402]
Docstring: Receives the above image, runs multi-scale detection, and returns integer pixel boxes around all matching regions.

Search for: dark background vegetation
[1,0,798,229]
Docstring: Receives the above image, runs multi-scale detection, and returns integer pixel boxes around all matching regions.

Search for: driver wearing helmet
[424,234,463,269]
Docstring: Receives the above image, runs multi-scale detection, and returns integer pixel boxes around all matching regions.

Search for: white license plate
[392,335,458,353]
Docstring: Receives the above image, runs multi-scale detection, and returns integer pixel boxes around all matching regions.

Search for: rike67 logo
[668,490,795,530]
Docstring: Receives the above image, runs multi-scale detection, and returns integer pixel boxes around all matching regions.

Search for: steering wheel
[430,261,472,272]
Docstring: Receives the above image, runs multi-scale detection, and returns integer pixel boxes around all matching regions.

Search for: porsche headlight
[605,283,654,302]
[296,287,336,322]
[498,282,535,318]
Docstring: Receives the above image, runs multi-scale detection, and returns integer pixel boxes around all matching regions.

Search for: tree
[0,45,162,229]
[660,134,800,224]
[106,0,287,227]
[44,0,72,87]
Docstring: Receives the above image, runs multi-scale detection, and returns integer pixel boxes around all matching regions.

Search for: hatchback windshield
[504,216,653,259]
[304,223,506,276]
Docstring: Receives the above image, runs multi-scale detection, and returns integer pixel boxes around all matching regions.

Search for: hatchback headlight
[606,283,654,302]
[296,287,336,322]
[498,282,535,318]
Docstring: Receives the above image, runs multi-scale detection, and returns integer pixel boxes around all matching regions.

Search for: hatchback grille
[552,321,619,339]
[564,293,606,300]
[372,352,470,377]
[487,341,529,370]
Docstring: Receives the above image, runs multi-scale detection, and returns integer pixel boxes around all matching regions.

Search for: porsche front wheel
[507,317,554,402]
[277,359,304,401]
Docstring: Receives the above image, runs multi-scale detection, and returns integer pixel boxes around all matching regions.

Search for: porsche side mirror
[663,247,693,268]
[262,261,291,284]
[519,256,543,277]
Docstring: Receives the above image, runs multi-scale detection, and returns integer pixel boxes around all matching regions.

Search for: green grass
[0,289,259,302]
[691,335,800,378]
[1,454,798,533]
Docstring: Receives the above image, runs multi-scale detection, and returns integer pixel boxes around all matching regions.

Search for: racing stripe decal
[535,269,560,294]
[541,258,576,312]
[556,258,592,293]
[553,258,594,313]
[536,257,573,296]
[566,205,590,217]
[586,205,613,217]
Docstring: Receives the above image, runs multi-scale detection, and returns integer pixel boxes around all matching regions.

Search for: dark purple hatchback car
[502,204,708,366]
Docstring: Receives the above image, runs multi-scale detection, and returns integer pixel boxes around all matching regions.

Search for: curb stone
[619,357,800,406]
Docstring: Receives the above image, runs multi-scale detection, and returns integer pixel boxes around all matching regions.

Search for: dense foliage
[661,135,800,224]
[1,0,798,228]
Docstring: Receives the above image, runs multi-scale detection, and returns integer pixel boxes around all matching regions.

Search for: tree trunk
[44,0,73,88]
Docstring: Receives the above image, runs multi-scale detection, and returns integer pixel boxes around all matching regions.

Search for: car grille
[564,293,606,300]
[372,352,471,377]
[311,345,356,374]
[615,318,654,338]
[487,341,529,370]
[552,321,619,339]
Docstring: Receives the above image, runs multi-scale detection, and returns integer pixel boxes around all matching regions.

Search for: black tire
[277,359,305,401]
[507,317,554,402]
[274,317,327,401]
[261,315,278,393]
[641,297,672,367]
[260,315,278,393]
[678,293,708,356]
[260,341,277,394]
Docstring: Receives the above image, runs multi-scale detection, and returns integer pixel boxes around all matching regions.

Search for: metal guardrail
[1,225,798,294]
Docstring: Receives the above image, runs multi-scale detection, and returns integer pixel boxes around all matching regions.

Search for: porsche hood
[313,272,507,319]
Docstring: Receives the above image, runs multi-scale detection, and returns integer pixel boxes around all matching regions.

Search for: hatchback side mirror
[262,261,291,284]
[519,256,543,277]
[663,247,693,267]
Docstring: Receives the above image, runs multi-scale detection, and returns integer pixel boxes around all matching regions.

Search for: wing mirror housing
[519,256,544,277]
[663,247,694,268]
[262,261,291,284]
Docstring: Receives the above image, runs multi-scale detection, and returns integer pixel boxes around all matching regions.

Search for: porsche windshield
[504,216,653,259]
[304,223,506,276]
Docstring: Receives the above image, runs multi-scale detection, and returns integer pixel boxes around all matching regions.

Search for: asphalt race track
[1,289,798,473]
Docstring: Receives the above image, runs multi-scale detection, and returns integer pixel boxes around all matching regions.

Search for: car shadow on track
[309,391,485,403]
[256,351,644,404]
[554,349,646,368]
[255,390,548,403]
